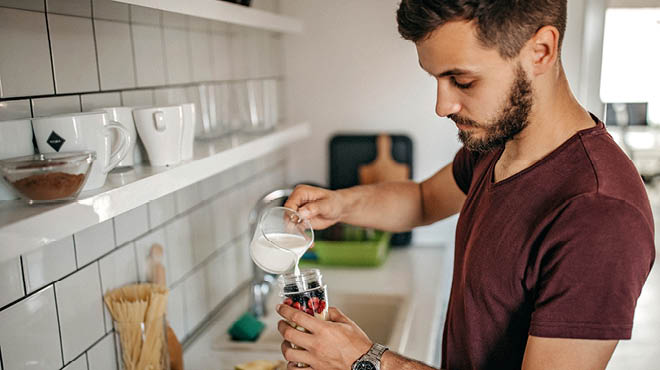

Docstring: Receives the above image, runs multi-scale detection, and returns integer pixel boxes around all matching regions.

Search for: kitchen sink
[214,292,412,353]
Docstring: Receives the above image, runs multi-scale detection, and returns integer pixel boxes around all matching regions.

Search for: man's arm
[284,163,465,232]
[522,336,618,370]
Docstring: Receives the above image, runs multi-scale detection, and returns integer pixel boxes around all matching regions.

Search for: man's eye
[451,77,474,90]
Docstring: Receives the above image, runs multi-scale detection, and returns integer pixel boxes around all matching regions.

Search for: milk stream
[249,233,309,275]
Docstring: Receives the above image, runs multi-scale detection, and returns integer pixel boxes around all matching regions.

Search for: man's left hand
[277,303,373,370]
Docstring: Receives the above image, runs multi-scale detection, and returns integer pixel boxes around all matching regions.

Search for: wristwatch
[352,343,389,370]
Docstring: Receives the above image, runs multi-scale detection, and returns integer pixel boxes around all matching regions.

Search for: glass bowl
[0,151,96,204]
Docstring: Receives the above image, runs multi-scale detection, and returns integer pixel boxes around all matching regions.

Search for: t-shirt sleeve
[529,194,655,339]
[452,146,481,195]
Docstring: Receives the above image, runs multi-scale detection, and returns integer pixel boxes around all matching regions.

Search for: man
[277,1,656,369]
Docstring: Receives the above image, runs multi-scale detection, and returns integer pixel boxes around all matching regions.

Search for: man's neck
[494,73,596,183]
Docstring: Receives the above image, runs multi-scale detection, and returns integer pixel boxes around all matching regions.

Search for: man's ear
[524,25,560,76]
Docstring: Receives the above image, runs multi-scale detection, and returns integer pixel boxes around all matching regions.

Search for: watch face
[355,361,377,370]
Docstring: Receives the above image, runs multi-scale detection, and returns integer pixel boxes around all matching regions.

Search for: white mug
[0,119,35,200]
[180,103,196,161]
[92,107,136,167]
[32,112,130,190]
[133,106,184,167]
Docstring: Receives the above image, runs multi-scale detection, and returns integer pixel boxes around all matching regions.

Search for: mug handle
[153,111,167,132]
[104,121,131,173]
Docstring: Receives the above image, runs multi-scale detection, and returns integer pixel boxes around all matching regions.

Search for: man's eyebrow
[418,61,473,78]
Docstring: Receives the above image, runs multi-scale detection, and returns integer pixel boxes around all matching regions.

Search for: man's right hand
[284,185,346,230]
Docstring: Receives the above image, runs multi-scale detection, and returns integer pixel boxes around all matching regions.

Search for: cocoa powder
[11,172,85,201]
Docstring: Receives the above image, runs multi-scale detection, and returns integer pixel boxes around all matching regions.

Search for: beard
[450,64,533,153]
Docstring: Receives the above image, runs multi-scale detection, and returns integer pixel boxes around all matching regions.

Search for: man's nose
[435,83,461,118]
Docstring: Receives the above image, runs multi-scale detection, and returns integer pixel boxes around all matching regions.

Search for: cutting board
[359,134,410,185]
[329,134,413,246]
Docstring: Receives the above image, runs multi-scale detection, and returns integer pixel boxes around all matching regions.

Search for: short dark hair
[396,0,567,59]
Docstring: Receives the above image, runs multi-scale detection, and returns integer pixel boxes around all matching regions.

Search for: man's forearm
[381,350,440,370]
[338,181,424,232]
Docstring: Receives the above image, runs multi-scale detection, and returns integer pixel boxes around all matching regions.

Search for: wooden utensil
[149,244,184,370]
[358,134,410,185]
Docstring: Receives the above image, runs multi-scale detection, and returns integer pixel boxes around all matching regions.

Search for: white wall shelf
[0,122,310,263]
[113,0,303,34]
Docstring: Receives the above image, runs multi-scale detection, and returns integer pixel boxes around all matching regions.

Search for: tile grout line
[52,283,66,368]
[97,259,108,333]
[84,352,90,370]
[43,0,58,95]
[19,256,27,296]
[89,0,102,91]
[0,343,4,370]
[128,5,140,89]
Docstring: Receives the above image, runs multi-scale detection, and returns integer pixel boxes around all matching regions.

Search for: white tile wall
[86,333,116,370]
[131,23,166,87]
[62,354,88,370]
[113,204,149,246]
[167,283,186,339]
[148,193,177,229]
[74,219,116,267]
[190,206,216,265]
[92,0,128,22]
[153,86,188,107]
[206,246,236,310]
[94,19,136,90]
[0,0,45,11]
[129,5,159,26]
[211,192,234,248]
[48,14,100,94]
[182,266,208,334]
[211,23,232,81]
[0,7,54,98]
[162,13,191,85]
[0,257,23,308]
[47,0,92,17]
[188,17,214,82]
[120,89,153,107]
[165,216,194,284]
[98,243,138,332]
[23,236,76,293]
[80,92,121,112]
[31,95,81,117]
[0,99,31,121]
[55,263,105,363]
[0,286,62,370]
[174,183,202,214]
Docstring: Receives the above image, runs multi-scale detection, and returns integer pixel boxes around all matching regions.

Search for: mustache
[448,114,481,128]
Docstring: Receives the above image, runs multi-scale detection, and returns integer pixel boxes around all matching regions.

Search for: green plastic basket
[305,230,391,267]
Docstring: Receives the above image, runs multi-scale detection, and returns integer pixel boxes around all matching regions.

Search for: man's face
[416,21,534,152]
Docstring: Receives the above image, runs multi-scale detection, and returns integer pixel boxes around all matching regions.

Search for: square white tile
[190,206,216,265]
[205,248,235,310]
[0,0,44,11]
[62,354,88,370]
[81,92,122,112]
[148,193,176,229]
[210,193,234,249]
[31,95,81,117]
[129,5,159,25]
[121,89,153,107]
[99,243,137,332]
[92,0,128,22]
[86,333,117,370]
[134,228,167,284]
[162,25,191,85]
[153,87,188,107]
[94,19,136,90]
[0,99,31,121]
[234,236,253,284]
[0,7,54,98]
[211,24,232,81]
[22,236,77,293]
[46,0,91,17]
[55,262,105,363]
[113,204,149,246]
[229,26,249,80]
[164,216,194,284]
[188,18,214,82]
[183,267,209,334]
[0,257,23,308]
[47,14,100,94]
[175,183,201,214]
[131,23,166,87]
[167,283,186,339]
[74,219,116,267]
[0,286,62,370]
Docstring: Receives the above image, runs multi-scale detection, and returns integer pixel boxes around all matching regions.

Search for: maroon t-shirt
[443,116,655,369]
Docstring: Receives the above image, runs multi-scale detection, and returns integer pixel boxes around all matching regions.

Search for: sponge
[228,312,266,342]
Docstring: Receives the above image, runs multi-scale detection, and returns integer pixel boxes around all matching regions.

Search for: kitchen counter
[184,245,454,369]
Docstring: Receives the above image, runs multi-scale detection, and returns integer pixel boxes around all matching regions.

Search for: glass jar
[278,269,329,368]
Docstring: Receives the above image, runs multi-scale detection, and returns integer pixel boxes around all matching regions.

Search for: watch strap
[352,343,389,370]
